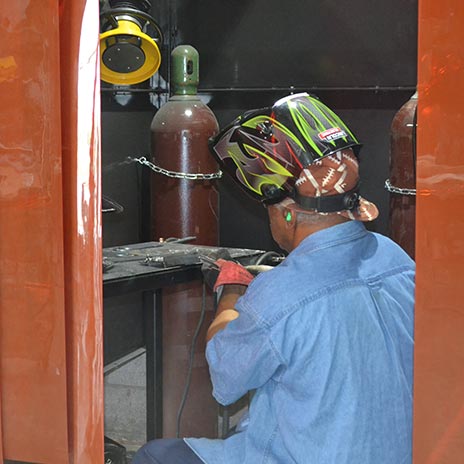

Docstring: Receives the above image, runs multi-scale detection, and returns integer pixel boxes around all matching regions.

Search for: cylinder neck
[171,45,199,96]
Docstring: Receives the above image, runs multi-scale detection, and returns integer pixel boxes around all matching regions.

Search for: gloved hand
[201,254,254,292]
[213,259,254,292]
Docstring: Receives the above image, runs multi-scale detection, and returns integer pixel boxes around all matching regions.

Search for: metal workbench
[102,241,264,440]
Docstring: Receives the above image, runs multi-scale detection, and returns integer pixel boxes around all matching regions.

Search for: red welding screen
[0,0,103,462]
[59,0,104,462]
[0,1,69,461]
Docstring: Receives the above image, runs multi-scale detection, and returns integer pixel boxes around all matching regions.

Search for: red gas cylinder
[150,45,219,245]
[150,45,219,439]
[387,92,417,259]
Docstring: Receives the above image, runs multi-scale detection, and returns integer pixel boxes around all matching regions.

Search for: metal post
[144,290,163,440]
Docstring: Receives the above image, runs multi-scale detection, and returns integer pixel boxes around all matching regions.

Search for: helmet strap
[294,185,360,213]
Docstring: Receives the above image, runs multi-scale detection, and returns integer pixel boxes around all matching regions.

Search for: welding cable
[176,281,207,438]
[253,251,284,266]
[165,236,197,244]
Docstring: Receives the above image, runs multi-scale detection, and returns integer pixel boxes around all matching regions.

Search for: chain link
[384,179,416,196]
[130,156,223,180]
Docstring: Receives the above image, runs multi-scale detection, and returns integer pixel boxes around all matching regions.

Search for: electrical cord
[253,251,284,266]
[176,281,207,438]
[164,236,197,244]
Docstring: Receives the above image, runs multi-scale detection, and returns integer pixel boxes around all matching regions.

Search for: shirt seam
[242,307,288,367]
[262,424,279,463]
[241,264,414,329]
[209,320,286,402]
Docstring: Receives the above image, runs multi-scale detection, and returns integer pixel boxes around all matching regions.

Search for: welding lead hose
[245,265,274,275]
[176,282,207,438]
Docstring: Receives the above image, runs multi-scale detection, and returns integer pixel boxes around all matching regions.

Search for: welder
[133,93,415,464]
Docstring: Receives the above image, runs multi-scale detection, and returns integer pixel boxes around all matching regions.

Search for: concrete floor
[105,351,249,463]
[105,353,147,454]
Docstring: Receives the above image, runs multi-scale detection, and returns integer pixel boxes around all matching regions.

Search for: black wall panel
[174,0,417,88]
[102,111,154,247]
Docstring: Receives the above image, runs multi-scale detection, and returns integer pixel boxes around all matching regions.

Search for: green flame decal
[225,143,291,196]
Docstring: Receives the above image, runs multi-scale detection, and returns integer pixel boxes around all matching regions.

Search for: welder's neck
[290,215,350,250]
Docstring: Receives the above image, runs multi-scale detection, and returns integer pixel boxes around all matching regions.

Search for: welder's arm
[206,284,247,342]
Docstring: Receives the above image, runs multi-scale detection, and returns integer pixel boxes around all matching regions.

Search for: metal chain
[130,156,223,180]
[384,179,416,196]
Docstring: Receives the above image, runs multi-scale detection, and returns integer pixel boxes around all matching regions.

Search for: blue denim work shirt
[186,221,415,464]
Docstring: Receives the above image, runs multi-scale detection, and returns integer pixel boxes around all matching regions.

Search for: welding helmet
[209,93,362,207]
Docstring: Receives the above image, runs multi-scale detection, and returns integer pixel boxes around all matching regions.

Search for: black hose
[253,251,284,266]
[176,282,207,438]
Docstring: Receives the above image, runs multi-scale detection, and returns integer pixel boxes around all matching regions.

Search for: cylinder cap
[171,45,199,95]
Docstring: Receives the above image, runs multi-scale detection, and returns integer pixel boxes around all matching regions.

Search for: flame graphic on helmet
[287,96,358,158]
[214,116,303,196]
[210,93,362,204]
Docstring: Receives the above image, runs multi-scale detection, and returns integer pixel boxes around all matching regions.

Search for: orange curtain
[0,0,103,462]
[59,0,104,462]
[60,0,104,462]
[414,1,464,463]
[0,394,3,462]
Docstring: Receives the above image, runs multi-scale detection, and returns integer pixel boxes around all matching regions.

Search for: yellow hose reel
[100,4,163,85]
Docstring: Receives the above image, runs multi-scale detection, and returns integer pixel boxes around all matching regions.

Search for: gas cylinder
[150,45,219,439]
[150,45,219,245]
[387,92,417,259]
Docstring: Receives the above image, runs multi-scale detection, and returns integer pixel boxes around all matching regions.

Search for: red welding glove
[213,259,254,292]
[202,258,254,292]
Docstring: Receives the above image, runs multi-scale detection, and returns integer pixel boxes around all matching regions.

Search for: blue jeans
[132,438,204,464]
